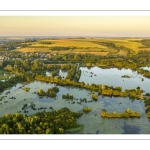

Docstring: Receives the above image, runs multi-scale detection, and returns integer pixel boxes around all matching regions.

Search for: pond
[46,69,68,79]
[0,77,150,134]
[79,66,150,93]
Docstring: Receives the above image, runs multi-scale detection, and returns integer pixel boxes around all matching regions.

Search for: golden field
[15,38,150,55]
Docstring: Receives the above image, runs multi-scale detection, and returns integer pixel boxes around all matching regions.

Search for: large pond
[79,66,150,93]
[1,67,150,134]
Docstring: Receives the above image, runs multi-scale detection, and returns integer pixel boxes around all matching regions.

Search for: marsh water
[0,67,150,134]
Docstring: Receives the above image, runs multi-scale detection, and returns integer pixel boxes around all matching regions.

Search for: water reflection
[122,121,140,134]
[46,69,67,79]
[79,66,150,93]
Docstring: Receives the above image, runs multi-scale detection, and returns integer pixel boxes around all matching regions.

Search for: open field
[16,47,51,53]
[15,38,150,55]
[36,39,108,48]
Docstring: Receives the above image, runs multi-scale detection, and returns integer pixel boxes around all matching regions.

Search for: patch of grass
[0,76,9,80]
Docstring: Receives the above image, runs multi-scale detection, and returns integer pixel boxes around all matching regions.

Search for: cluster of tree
[99,89,127,97]
[140,39,150,47]
[97,42,116,48]
[0,39,34,51]
[4,59,44,73]
[0,41,19,50]
[98,87,143,99]
[144,92,150,96]
[65,64,77,81]
[125,89,143,99]
[91,93,98,101]
[62,93,73,100]
[74,68,81,82]
[137,68,150,78]
[51,46,70,51]
[0,107,83,134]
[83,107,91,113]
[101,108,141,118]
[49,51,150,68]
[22,87,30,92]
[45,64,71,71]
[143,96,150,118]
[51,70,59,77]
[134,50,150,66]
[39,41,54,44]
[3,59,73,75]
[37,87,59,98]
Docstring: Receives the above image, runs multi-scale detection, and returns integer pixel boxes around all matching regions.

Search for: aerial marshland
[1,37,150,134]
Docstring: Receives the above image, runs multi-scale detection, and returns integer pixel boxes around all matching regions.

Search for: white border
[1,11,150,16]
[0,134,150,140]
[0,0,150,11]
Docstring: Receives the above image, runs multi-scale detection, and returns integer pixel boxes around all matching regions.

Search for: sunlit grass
[15,38,150,55]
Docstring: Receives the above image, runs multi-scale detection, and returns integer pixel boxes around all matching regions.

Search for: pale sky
[1,16,150,37]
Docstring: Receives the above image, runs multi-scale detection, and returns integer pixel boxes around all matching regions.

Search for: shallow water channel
[0,67,150,134]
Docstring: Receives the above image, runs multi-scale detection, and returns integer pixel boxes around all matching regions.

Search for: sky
[1,16,150,37]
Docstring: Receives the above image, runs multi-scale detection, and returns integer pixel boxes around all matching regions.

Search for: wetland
[1,66,150,134]
[1,37,150,134]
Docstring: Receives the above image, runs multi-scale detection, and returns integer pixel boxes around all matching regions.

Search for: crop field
[107,40,143,52]
[35,39,108,48]
[16,47,51,53]
[15,38,150,55]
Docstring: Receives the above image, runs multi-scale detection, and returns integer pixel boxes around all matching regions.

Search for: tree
[126,108,130,113]
[4,65,13,71]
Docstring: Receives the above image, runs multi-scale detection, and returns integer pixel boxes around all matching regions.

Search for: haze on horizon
[1,16,150,37]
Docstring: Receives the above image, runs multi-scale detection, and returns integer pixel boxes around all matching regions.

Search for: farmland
[15,38,150,56]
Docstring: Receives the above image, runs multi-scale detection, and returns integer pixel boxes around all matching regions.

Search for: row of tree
[101,108,141,118]
[3,59,72,73]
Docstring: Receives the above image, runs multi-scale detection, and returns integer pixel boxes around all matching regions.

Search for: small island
[83,107,91,113]
[23,87,30,92]
[121,75,130,78]
[62,93,74,100]
[37,87,59,98]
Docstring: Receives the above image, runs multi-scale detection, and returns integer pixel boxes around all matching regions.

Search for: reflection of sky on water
[141,66,150,71]
[79,66,150,93]
[46,69,67,79]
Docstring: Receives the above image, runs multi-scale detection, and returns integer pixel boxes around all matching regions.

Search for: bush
[83,107,91,113]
